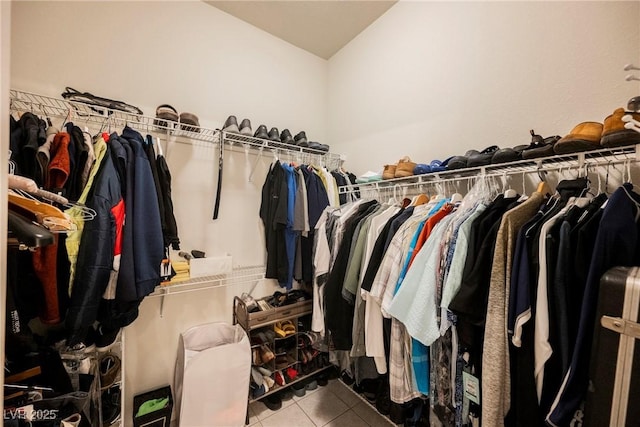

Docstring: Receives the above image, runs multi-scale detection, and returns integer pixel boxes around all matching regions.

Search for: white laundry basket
[174,322,251,427]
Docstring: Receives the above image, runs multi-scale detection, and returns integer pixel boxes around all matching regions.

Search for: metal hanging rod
[9,89,343,163]
[340,144,640,195]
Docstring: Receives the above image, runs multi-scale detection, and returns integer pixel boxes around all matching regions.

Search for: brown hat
[601,108,640,148]
[554,122,603,155]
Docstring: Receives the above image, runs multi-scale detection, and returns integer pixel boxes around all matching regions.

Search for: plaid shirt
[390,318,424,403]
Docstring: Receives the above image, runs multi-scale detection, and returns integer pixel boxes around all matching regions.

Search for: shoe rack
[97,332,124,427]
[233,297,333,404]
[9,89,344,170]
[342,143,640,198]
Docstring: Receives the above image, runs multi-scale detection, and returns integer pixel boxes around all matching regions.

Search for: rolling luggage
[585,266,640,427]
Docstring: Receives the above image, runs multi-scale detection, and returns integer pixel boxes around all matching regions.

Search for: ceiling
[205,1,397,59]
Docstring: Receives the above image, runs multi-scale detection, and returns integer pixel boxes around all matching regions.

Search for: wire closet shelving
[9,89,343,168]
[341,144,640,196]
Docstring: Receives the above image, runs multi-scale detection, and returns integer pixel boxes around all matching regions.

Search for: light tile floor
[248,379,394,427]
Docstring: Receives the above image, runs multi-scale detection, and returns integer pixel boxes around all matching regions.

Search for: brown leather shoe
[395,156,417,178]
[99,353,121,390]
[601,108,640,148]
[382,164,397,180]
[554,122,603,154]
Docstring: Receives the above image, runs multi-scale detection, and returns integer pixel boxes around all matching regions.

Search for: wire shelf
[9,89,343,165]
[148,264,267,298]
[341,144,640,194]
[10,89,218,143]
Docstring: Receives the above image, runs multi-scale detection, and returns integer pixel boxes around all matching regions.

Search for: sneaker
[223,115,240,134]
[308,141,322,151]
[291,381,306,397]
[316,373,328,387]
[262,393,282,411]
[280,129,295,146]
[180,112,200,133]
[99,353,121,390]
[101,384,121,425]
[95,325,120,352]
[268,127,280,142]
[254,125,269,139]
[274,371,286,386]
[154,104,179,129]
[239,119,253,136]
[304,379,318,391]
[252,384,266,399]
[278,389,293,401]
[294,131,308,147]
[340,370,354,385]
[61,413,81,427]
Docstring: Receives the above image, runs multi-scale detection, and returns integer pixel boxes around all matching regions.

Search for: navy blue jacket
[119,127,164,300]
[66,147,123,345]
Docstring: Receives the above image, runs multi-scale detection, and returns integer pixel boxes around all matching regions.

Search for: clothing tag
[463,372,480,404]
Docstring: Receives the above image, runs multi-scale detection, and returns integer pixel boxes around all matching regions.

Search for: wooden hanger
[410,193,429,206]
[8,192,75,231]
[536,168,550,195]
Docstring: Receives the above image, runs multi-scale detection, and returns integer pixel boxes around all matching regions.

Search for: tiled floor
[248,379,394,427]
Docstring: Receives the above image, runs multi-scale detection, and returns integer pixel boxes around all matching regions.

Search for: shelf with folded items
[147,265,266,317]
[342,143,640,195]
[148,265,266,297]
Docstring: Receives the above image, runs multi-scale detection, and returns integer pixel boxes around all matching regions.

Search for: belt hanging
[212,137,224,220]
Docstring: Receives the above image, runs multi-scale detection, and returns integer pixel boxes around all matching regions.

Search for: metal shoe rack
[341,144,640,197]
[9,89,343,169]
[233,296,334,404]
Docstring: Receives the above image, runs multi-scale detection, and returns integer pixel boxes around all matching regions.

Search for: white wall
[10,2,327,425]
[327,1,640,175]
[0,0,11,412]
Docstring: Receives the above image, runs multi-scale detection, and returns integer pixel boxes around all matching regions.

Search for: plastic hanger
[450,192,463,204]
[622,114,640,134]
[502,173,518,198]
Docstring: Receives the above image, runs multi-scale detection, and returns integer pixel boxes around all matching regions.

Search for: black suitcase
[585,266,640,427]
